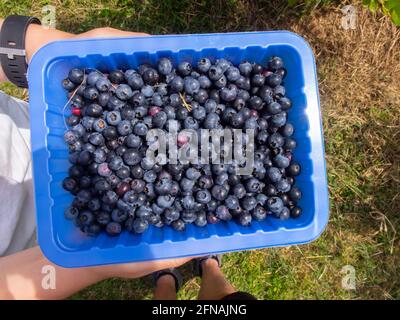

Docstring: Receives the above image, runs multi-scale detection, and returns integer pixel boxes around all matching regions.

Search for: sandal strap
[194,254,222,277]
[152,268,183,292]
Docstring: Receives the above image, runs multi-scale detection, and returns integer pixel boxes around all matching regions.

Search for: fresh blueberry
[181,195,195,210]
[265,101,282,115]
[142,68,159,85]
[203,113,220,129]
[124,134,141,149]
[273,85,286,99]
[78,211,95,227]
[273,154,290,169]
[64,206,79,220]
[93,78,110,93]
[289,186,302,201]
[279,123,294,137]
[164,207,180,222]
[157,57,173,75]
[96,212,111,226]
[251,73,265,87]
[62,77,76,91]
[208,65,223,80]
[256,194,268,206]
[106,69,124,84]
[105,111,122,126]
[156,194,175,209]
[194,212,207,227]
[182,211,197,224]
[86,70,102,86]
[238,61,252,76]
[192,106,207,121]
[184,76,200,95]
[93,148,107,163]
[266,73,282,87]
[284,137,297,150]
[252,205,267,221]
[184,167,200,180]
[68,68,84,84]
[131,92,147,108]
[238,213,252,226]
[220,84,238,102]
[83,86,99,101]
[251,63,263,74]
[133,122,148,136]
[94,178,111,192]
[268,56,284,71]
[194,88,208,104]
[115,181,131,197]
[142,170,156,184]
[232,183,246,199]
[216,205,232,221]
[66,115,81,127]
[116,165,130,179]
[139,85,153,98]
[278,206,290,220]
[235,76,251,90]
[195,189,212,204]
[268,133,285,148]
[214,74,227,88]
[267,196,284,214]
[114,84,133,100]
[211,185,228,201]
[197,58,211,73]
[275,67,287,79]
[106,221,122,236]
[287,163,301,176]
[216,58,231,72]
[110,208,128,223]
[116,120,132,136]
[267,167,282,183]
[171,219,185,231]
[224,195,239,210]
[245,178,264,193]
[177,61,192,76]
[225,66,240,81]
[270,112,287,128]
[290,206,302,218]
[152,111,168,128]
[241,196,257,211]
[154,178,172,195]
[170,76,184,92]
[97,162,112,177]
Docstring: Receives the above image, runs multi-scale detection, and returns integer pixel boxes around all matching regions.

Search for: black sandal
[193,254,223,277]
[152,268,183,292]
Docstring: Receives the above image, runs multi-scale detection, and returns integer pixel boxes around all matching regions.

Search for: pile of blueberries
[61,56,302,236]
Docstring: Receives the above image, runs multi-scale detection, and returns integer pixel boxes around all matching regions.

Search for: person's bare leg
[153,274,177,300]
[198,258,236,300]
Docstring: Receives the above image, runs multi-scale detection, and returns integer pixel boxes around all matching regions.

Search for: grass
[1,0,399,299]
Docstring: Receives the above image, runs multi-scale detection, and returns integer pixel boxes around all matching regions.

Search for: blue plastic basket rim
[28,31,329,267]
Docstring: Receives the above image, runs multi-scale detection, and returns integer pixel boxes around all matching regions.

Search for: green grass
[1,0,399,300]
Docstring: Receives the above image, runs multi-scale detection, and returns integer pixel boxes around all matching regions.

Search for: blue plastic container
[28,31,329,267]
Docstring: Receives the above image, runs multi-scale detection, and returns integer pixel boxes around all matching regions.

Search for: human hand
[0,17,149,83]
[25,24,149,62]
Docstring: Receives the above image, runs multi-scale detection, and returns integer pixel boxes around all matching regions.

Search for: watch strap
[0,15,41,88]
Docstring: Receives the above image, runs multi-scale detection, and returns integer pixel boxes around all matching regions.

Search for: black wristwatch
[0,15,41,88]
